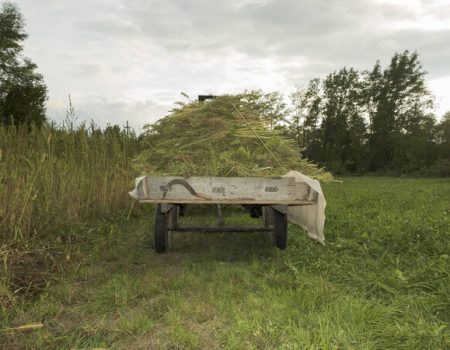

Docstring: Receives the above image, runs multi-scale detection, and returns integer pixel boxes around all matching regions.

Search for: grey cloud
[422,1,450,19]
[378,3,417,21]
[383,29,450,78]
[67,63,102,77]
[78,19,139,38]
[118,0,450,79]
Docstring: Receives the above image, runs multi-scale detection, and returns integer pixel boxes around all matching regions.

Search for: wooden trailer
[130,176,319,253]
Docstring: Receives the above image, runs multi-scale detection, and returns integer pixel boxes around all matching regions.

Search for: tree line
[278,51,450,175]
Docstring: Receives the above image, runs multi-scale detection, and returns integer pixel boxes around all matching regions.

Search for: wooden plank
[138,199,316,205]
[263,206,273,228]
[172,226,272,232]
[134,176,313,204]
[271,204,288,214]
[161,203,176,213]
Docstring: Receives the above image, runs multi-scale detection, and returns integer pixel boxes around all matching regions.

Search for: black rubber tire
[272,208,288,249]
[154,204,169,253]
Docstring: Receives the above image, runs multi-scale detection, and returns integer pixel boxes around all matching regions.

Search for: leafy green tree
[0,1,47,127]
[281,88,307,154]
[288,79,323,161]
[291,69,367,173]
[320,68,367,171]
[366,51,434,170]
[362,61,383,135]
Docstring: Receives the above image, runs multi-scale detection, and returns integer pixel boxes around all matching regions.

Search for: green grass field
[1,177,449,349]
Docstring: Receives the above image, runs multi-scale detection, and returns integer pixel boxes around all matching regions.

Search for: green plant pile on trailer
[134,93,331,181]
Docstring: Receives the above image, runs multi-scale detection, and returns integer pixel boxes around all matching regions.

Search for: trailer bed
[130,176,317,205]
[130,175,320,253]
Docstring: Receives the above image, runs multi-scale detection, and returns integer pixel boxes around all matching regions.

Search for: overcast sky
[16,0,450,130]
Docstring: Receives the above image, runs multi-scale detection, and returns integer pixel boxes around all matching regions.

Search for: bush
[423,158,450,177]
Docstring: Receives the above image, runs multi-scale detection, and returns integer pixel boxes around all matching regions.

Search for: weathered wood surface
[172,226,273,232]
[132,176,317,205]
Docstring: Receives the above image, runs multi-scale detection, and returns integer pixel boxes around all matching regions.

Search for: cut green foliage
[134,92,332,181]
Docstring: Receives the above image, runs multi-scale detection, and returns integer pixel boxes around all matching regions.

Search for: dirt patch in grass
[2,246,67,302]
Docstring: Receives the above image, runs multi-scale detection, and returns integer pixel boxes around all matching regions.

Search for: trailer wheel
[272,208,288,249]
[154,204,169,253]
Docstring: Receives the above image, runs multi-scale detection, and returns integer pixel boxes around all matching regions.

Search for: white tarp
[129,176,145,200]
[283,171,326,244]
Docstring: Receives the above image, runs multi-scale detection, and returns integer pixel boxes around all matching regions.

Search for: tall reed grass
[0,123,139,244]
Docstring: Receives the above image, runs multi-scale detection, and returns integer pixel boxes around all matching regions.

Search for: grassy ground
[1,177,449,349]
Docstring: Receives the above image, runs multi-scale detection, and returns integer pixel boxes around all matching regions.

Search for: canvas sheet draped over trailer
[282,171,326,244]
[129,171,326,244]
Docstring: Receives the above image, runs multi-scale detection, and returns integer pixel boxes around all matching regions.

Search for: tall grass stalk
[0,123,139,244]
